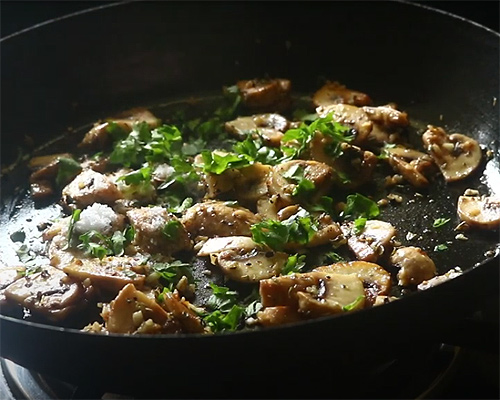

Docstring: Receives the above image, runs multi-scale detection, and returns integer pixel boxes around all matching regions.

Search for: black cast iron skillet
[1,1,499,398]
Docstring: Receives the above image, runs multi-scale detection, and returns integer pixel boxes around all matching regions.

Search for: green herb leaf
[162,220,183,241]
[201,150,252,175]
[282,254,307,275]
[307,196,337,218]
[203,305,244,332]
[344,193,380,220]
[233,135,283,165]
[353,217,367,234]
[433,217,451,228]
[434,243,449,251]
[244,300,263,318]
[66,209,81,248]
[251,209,318,251]
[144,125,183,163]
[283,164,316,197]
[322,251,345,263]
[109,122,151,167]
[78,230,113,259]
[292,108,318,122]
[117,166,152,185]
[280,113,353,160]
[168,197,194,214]
[342,295,365,311]
[250,219,290,251]
[151,260,192,291]
[206,283,240,313]
[56,157,82,186]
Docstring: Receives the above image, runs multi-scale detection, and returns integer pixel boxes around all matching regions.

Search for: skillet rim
[0,0,498,341]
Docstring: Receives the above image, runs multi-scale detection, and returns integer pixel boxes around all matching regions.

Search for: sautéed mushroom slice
[3,77,497,335]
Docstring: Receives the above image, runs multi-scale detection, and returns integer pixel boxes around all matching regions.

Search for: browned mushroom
[422,125,482,182]
[79,108,160,150]
[312,81,372,108]
[225,113,289,147]
[390,246,437,286]
[236,78,292,112]
[457,194,500,230]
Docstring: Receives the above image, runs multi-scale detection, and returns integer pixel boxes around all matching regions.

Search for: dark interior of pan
[1,1,499,398]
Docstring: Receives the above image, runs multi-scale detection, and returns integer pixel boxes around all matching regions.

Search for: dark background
[1,0,499,38]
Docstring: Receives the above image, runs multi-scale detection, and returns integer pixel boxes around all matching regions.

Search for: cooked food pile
[1,78,499,335]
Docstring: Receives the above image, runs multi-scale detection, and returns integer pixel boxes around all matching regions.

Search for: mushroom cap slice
[314,260,392,304]
[390,246,437,287]
[182,200,260,239]
[295,273,365,316]
[225,113,289,147]
[236,78,292,111]
[422,125,482,182]
[198,236,287,283]
[197,236,257,257]
[312,81,372,108]
[259,271,365,316]
[4,265,87,321]
[267,159,334,207]
[341,220,397,263]
[63,256,146,293]
[457,195,500,230]
[216,248,288,283]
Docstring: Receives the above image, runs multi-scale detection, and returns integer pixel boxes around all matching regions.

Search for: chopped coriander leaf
[22,264,43,277]
[117,166,152,185]
[15,244,35,264]
[182,138,206,156]
[66,209,81,248]
[151,260,192,291]
[433,217,451,228]
[75,225,135,259]
[110,227,135,256]
[342,295,365,311]
[233,135,283,165]
[215,86,242,120]
[106,121,128,140]
[144,125,183,163]
[162,220,183,240]
[281,126,314,160]
[282,164,316,197]
[307,196,337,218]
[251,219,290,251]
[343,193,380,220]
[292,108,318,122]
[200,150,252,174]
[109,121,154,167]
[203,305,244,332]
[206,282,240,312]
[282,254,307,275]
[156,287,170,302]
[78,230,113,259]
[322,251,345,263]
[281,113,353,160]
[168,197,194,214]
[244,300,263,319]
[434,243,449,251]
[157,156,200,191]
[353,217,367,234]
[251,209,318,251]
[377,143,397,160]
[56,157,82,186]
